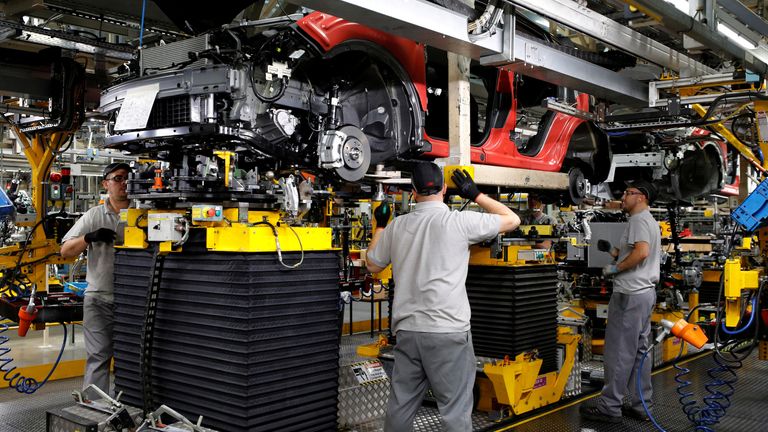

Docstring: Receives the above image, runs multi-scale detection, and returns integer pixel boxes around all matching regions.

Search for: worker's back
[379,201,499,334]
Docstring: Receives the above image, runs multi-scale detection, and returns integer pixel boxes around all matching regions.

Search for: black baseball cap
[103,162,131,179]
[625,179,657,203]
[411,162,443,195]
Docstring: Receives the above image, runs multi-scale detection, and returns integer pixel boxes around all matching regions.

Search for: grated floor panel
[0,376,84,432]
[495,351,768,432]
[2,337,768,432]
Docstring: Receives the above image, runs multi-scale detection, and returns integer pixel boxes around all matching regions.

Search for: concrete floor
[1,321,86,367]
[3,332,768,432]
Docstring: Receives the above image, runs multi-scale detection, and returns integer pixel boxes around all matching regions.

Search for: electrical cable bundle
[0,213,63,301]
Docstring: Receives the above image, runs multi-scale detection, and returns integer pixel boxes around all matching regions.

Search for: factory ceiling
[0,0,766,110]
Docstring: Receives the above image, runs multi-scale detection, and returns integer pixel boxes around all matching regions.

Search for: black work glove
[84,228,116,244]
[374,203,392,228]
[596,239,612,253]
[451,169,481,202]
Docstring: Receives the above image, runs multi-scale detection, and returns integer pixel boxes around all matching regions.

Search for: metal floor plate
[344,406,497,432]
[499,351,768,432]
[2,337,767,432]
[338,333,498,431]
[0,376,84,432]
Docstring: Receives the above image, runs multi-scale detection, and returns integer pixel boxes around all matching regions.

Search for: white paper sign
[113,83,160,131]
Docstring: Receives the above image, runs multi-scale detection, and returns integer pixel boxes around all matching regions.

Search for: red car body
[298,12,578,173]
[297,11,737,199]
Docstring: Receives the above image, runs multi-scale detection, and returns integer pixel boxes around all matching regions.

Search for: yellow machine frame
[480,328,580,416]
[0,129,74,297]
[120,207,333,252]
[723,258,762,328]
[469,243,554,266]
[690,103,767,175]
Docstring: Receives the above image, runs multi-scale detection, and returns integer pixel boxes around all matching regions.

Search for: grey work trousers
[83,295,114,397]
[384,330,475,432]
[597,290,656,416]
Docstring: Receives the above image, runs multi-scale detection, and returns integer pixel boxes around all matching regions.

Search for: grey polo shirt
[522,210,555,225]
[367,201,500,334]
[613,209,661,295]
[62,201,121,303]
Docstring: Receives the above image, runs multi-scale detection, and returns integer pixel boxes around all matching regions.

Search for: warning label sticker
[351,360,388,386]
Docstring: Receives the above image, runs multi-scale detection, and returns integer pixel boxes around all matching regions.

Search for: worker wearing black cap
[61,162,131,398]
[366,162,521,431]
[581,179,661,423]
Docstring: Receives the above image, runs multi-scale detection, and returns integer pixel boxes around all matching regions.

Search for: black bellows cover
[113,250,341,432]
[466,265,559,374]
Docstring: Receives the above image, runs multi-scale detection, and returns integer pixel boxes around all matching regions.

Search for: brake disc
[335,125,371,182]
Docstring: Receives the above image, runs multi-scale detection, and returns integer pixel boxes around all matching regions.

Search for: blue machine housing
[0,188,15,219]
[732,177,768,232]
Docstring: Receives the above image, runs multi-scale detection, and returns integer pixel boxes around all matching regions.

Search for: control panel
[191,205,224,222]
[147,213,184,242]
[49,183,62,200]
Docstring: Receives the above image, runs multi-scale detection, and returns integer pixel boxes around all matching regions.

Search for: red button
[207,208,215,217]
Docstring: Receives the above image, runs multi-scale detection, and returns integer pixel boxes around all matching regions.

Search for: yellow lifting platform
[120,207,333,253]
[480,328,580,416]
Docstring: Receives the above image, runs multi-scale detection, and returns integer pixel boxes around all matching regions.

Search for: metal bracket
[603,152,665,183]
[648,72,759,107]
[480,7,514,66]
[73,384,124,413]
[137,405,217,432]
[72,385,136,430]
[542,98,595,121]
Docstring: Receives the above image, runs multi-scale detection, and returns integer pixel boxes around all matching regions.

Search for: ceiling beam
[290,0,647,103]
[505,0,716,76]
[624,0,768,74]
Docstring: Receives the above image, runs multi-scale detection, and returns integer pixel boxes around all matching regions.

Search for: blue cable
[658,229,751,431]
[637,344,667,432]
[674,352,738,431]
[0,316,68,393]
[139,0,147,48]
[720,296,757,335]
[638,339,739,432]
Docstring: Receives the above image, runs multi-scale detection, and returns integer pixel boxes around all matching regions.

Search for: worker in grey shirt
[521,193,555,226]
[521,193,556,249]
[61,162,131,398]
[580,179,661,424]
[366,162,520,431]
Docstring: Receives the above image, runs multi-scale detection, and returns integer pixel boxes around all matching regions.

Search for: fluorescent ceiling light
[717,21,758,49]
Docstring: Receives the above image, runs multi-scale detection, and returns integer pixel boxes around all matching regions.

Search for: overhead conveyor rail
[291,0,768,106]
[627,0,768,75]
[503,0,716,76]
[289,0,649,104]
